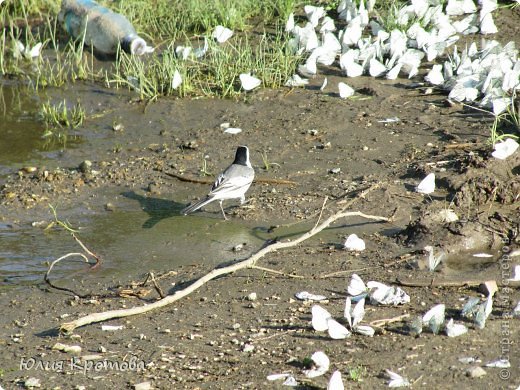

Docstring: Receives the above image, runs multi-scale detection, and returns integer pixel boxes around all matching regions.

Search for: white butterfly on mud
[344,297,375,336]
[311,305,332,331]
[424,245,444,271]
[338,82,355,98]
[445,318,468,337]
[491,138,519,160]
[239,73,261,91]
[347,274,410,305]
[416,173,435,194]
[304,5,326,28]
[340,50,364,77]
[285,74,309,87]
[303,351,330,378]
[327,317,351,339]
[425,64,445,86]
[422,303,445,334]
[13,40,42,60]
[385,369,410,388]
[344,233,365,251]
[328,370,344,390]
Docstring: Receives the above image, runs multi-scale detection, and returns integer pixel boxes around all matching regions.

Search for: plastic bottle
[58,0,153,56]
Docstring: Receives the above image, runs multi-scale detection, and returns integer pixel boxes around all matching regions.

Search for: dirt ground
[1,9,520,390]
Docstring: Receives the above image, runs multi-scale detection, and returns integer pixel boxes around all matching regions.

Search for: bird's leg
[219,200,228,220]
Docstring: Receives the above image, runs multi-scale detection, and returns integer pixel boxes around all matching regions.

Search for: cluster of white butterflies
[283,0,520,113]
[268,350,410,389]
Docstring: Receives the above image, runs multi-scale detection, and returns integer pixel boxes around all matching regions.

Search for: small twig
[148,272,166,298]
[250,265,305,279]
[318,267,373,279]
[60,184,385,332]
[313,196,328,230]
[370,314,410,328]
[72,233,101,267]
[44,253,92,297]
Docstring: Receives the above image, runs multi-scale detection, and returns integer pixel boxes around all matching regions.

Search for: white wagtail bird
[181,146,254,219]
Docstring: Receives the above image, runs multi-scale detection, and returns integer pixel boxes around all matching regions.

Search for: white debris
[295,291,327,301]
[343,234,365,251]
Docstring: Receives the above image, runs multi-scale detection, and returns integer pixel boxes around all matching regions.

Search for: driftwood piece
[60,184,385,333]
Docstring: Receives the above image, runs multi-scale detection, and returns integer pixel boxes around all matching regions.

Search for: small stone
[242,344,254,353]
[24,377,41,388]
[98,346,107,353]
[329,167,341,174]
[133,382,151,390]
[466,366,486,378]
[232,323,241,330]
[148,183,160,194]
[22,166,37,173]
[112,123,124,132]
[105,203,115,212]
[233,243,244,252]
[182,140,198,150]
[78,160,92,173]
[362,146,369,151]
[479,281,498,297]
[307,129,318,136]
[247,292,257,301]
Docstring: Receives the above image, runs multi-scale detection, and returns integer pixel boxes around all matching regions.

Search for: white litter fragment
[267,373,291,381]
[101,325,124,331]
[343,234,365,251]
[445,318,468,337]
[416,173,435,194]
[295,291,327,301]
[491,138,519,160]
[377,117,400,123]
[485,359,511,368]
[385,369,410,387]
[472,253,493,258]
[223,127,242,134]
[304,351,330,378]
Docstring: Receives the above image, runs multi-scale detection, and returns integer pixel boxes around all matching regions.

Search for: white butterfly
[386,370,410,388]
[453,14,478,34]
[328,370,344,390]
[340,50,363,77]
[369,58,387,77]
[285,74,309,87]
[475,294,493,329]
[424,245,444,271]
[175,45,192,60]
[311,305,332,331]
[212,26,233,43]
[449,82,479,102]
[445,318,468,337]
[446,0,477,16]
[386,63,402,80]
[368,282,410,305]
[343,233,366,251]
[480,0,498,14]
[298,56,317,77]
[480,11,497,34]
[358,0,369,27]
[285,12,295,33]
[304,351,330,378]
[492,97,511,116]
[267,373,292,381]
[416,173,435,194]
[223,127,242,135]
[422,304,445,334]
[425,64,445,86]
[295,22,319,52]
[13,40,42,60]
[320,16,337,33]
[320,77,328,91]
[347,273,368,296]
[304,5,326,28]
[193,37,208,58]
[338,82,354,98]
[171,70,182,90]
[485,359,511,368]
[398,49,424,78]
[340,17,363,48]
[327,317,351,339]
[239,73,261,91]
[491,138,519,160]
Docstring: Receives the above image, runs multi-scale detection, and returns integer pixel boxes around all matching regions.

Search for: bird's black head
[233,146,251,167]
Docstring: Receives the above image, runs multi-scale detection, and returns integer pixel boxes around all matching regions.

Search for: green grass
[39,99,85,129]
[0,0,300,99]
[348,365,367,382]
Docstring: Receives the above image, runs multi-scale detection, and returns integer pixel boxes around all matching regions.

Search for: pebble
[466,366,486,378]
[133,382,152,390]
[22,166,37,173]
[247,292,257,301]
[24,377,41,388]
[329,167,341,174]
[105,202,115,211]
[148,183,160,194]
[78,160,92,173]
[242,344,254,353]
[112,123,124,132]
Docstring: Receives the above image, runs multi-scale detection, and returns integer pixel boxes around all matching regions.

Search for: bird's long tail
[181,196,214,215]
